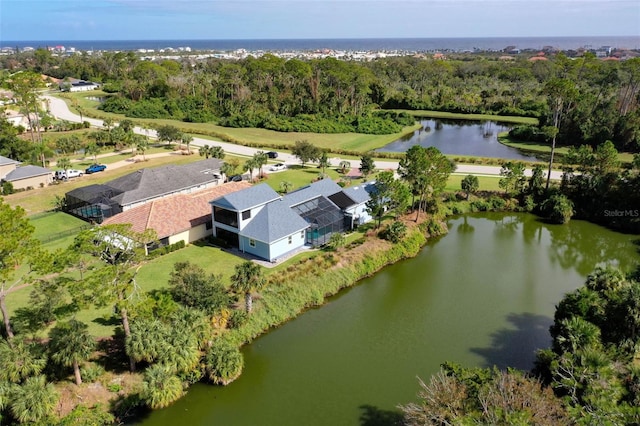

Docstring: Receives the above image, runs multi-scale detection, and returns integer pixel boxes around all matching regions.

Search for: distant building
[0,155,53,191]
[59,78,100,92]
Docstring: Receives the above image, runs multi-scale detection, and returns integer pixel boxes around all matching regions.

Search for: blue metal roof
[241,200,309,243]
[211,183,280,211]
[283,178,343,207]
[342,181,376,205]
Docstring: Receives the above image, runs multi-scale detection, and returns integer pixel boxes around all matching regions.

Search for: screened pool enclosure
[291,196,348,246]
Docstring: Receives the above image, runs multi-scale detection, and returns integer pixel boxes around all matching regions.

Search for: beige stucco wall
[0,163,17,179]
[9,174,52,191]
[167,224,209,246]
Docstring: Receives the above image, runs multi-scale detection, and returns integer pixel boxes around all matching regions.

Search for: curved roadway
[43,95,562,180]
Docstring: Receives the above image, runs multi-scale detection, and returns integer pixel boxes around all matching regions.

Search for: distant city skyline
[1,0,639,42]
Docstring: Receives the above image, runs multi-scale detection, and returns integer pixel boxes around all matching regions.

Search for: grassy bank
[226,216,437,346]
[393,109,539,125]
[497,133,636,164]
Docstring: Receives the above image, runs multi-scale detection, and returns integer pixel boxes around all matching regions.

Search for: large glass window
[213,206,238,228]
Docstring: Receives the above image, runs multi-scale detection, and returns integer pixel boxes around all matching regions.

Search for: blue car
[85,164,107,174]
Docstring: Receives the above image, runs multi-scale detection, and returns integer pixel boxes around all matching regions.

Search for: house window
[205,221,213,230]
[249,239,256,247]
[213,206,238,228]
[300,231,304,238]
[242,210,251,220]
[288,236,292,244]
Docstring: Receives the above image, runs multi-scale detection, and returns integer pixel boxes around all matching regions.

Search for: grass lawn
[30,211,87,240]
[395,109,540,125]
[261,165,345,192]
[447,174,504,192]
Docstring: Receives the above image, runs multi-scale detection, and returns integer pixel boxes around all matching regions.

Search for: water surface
[378,119,539,160]
[141,213,639,426]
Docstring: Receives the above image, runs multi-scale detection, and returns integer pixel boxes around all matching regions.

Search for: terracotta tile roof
[103,181,251,239]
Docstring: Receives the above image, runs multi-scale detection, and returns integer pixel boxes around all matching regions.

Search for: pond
[139,213,639,426]
[377,119,540,160]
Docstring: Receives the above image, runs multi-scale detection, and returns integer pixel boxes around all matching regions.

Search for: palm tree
[199,144,212,159]
[253,151,268,178]
[85,142,100,163]
[231,261,266,313]
[339,160,351,174]
[318,151,331,174]
[10,375,58,424]
[48,320,96,385]
[56,156,72,177]
[211,145,225,159]
[280,180,293,194]
[0,339,46,383]
[181,133,194,154]
[141,364,184,410]
[204,340,244,385]
[125,318,167,367]
[243,158,260,181]
[134,134,150,160]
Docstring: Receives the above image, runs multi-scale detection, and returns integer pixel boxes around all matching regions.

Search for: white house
[210,178,374,262]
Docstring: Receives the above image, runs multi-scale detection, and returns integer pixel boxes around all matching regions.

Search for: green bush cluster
[149,240,186,258]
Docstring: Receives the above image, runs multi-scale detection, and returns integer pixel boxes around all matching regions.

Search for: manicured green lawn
[260,165,345,193]
[447,174,503,192]
[30,211,87,240]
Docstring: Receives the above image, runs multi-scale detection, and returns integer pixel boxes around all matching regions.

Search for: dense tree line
[2,49,638,149]
[491,141,640,233]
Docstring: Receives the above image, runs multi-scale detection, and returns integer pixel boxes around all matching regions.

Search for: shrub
[81,363,105,383]
[541,194,574,224]
[2,181,14,195]
[204,341,244,385]
[382,220,408,243]
[227,309,249,329]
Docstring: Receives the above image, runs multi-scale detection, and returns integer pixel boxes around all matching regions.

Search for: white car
[55,169,83,180]
[269,163,287,172]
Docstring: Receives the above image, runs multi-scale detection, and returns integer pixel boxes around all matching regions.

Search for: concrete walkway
[43,95,563,180]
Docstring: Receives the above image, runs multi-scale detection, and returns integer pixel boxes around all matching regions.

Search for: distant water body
[3,36,639,52]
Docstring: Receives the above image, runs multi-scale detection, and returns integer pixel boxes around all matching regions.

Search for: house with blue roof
[209,178,375,262]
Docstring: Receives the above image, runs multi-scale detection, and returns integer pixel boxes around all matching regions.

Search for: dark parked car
[85,164,107,174]
[267,151,278,159]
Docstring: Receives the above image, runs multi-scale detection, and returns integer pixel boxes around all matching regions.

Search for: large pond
[377,119,540,161]
[140,213,639,426]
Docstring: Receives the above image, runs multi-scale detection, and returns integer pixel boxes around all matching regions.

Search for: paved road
[44,95,563,180]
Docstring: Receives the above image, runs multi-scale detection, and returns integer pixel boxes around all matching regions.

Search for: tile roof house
[103,181,251,246]
[65,158,223,223]
[210,178,374,262]
[0,155,53,191]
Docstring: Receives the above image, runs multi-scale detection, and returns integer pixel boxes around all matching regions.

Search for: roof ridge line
[145,201,156,230]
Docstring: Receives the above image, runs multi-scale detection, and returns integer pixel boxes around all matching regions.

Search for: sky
[1,0,639,41]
